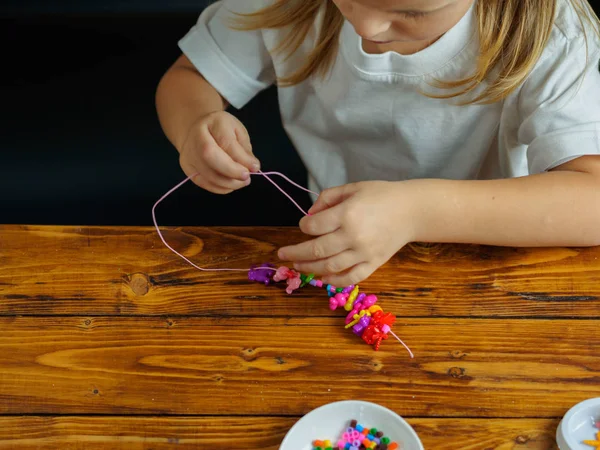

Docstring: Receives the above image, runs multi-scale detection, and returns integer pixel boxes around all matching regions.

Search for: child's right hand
[179,111,260,194]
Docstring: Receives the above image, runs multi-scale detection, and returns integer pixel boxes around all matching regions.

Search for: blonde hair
[232,0,600,104]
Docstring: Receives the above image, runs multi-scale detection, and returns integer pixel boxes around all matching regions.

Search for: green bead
[370,428,378,434]
[300,273,316,288]
[382,437,390,444]
[336,287,344,293]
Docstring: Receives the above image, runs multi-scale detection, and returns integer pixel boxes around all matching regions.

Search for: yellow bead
[345,316,360,329]
[368,305,382,314]
[324,440,332,447]
[348,285,360,303]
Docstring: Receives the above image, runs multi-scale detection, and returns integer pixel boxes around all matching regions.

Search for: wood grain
[0,316,597,417]
[0,417,560,450]
[1,225,600,317]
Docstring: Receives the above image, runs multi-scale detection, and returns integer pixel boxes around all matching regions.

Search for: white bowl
[279,400,424,450]
[557,398,600,450]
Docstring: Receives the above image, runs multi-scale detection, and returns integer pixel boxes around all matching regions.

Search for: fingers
[278,232,348,262]
[180,112,261,194]
[293,250,363,277]
[299,205,343,236]
[308,184,355,215]
[235,125,260,172]
[210,117,260,173]
[322,262,375,287]
[180,157,250,194]
[200,128,250,181]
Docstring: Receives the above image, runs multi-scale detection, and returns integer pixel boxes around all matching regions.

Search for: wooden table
[1,224,599,449]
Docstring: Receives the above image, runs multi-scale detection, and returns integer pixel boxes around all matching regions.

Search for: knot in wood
[129,273,150,296]
[448,366,467,379]
[450,350,467,359]
[515,435,529,444]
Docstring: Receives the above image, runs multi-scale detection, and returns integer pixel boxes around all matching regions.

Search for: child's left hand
[277,181,418,286]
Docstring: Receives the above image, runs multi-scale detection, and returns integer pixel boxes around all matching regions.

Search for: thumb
[308,184,356,215]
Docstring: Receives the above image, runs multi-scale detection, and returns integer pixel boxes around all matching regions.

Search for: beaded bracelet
[153,173,413,358]
[249,264,413,357]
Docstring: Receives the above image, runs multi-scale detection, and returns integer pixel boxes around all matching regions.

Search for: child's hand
[179,111,261,194]
[277,181,418,286]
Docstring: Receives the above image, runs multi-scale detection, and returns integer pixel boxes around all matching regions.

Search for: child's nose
[351,16,391,41]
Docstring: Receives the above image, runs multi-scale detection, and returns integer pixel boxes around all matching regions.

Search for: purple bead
[352,316,371,336]
[309,279,318,287]
[352,324,364,336]
[248,263,275,285]
[354,292,367,306]
[342,285,355,294]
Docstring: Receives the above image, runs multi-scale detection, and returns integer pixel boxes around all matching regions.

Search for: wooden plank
[1,225,600,317]
[410,418,560,450]
[0,416,560,450]
[0,316,597,417]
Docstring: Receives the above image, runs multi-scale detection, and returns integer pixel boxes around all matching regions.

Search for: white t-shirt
[179,0,600,195]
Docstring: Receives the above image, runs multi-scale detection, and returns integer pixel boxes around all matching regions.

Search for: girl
[156,0,600,287]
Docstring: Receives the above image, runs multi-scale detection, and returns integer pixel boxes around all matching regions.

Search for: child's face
[332,0,474,44]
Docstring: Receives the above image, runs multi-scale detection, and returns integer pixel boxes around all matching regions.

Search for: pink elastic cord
[153,170,414,358]
[257,171,318,216]
[152,170,315,272]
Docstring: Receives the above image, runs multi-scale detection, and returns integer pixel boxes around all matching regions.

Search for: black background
[1,1,309,227]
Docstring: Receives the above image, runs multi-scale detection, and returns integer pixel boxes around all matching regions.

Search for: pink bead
[345,309,359,324]
[337,440,345,449]
[362,294,378,308]
[329,297,339,311]
[334,293,348,306]
[285,276,301,294]
[273,266,291,282]
[315,279,323,288]
[343,432,351,440]
[382,324,391,334]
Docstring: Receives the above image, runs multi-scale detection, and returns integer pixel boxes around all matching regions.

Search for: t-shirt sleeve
[178,0,276,109]
[517,32,600,174]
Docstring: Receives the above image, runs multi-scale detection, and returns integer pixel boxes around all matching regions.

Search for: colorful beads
[247,263,275,285]
[313,419,402,450]
[312,439,333,450]
[330,292,349,311]
[271,266,302,294]
[584,420,600,449]
[249,263,402,351]
[342,285,355,294]
[346,285,360,310]
[301,273,315,288]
